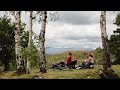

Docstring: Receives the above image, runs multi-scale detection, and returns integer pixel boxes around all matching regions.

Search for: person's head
[88,53,93,58]
[68,52,72,56]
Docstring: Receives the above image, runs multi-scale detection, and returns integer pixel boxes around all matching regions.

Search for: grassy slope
[46,51,87,68]
[0,65,120,79]
[0,51,120,79]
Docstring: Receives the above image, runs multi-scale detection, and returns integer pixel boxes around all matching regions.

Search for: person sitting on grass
[77,53,94,69]
[66,52,73,68]
[69,57,77,69]
[78,53,89,68]
[87,53,94,68]
[66,52,78,69]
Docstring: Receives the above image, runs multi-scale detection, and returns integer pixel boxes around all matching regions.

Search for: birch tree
[36,11,59,73]
[10,11,26,73]
[39,11,47,73]
[100,11,111,71]
[26,11,33,74]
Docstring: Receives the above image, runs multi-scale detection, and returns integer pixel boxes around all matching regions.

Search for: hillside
[0,50,119,79]
[46,49,101,68]
[0,65,120,79]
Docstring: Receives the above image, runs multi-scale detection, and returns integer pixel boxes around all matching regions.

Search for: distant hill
[46,47,94,55]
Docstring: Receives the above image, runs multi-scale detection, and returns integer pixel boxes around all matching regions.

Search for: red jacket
[66,55,72,65]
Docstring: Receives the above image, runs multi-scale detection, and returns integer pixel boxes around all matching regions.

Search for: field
[0,51,120,79]
[0,65,120,79]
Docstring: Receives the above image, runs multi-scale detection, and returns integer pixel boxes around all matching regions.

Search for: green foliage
[0,17,15,71]
[9,62,16,71]
[9,22,29,70]
[0,16,30,71]
[21,30,29,48]
[1,65,120,79]
[108,34,120,64]
[114,13,120,26]
[93,47,103,64]
[108,13,120,65]
[46,49,108,68]
[21,44,39,69]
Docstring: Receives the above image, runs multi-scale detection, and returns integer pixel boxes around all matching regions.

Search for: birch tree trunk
[28,11,33,48]
[26,11,33,74]
[39,11,47,73]
[15,11,25,73]
[100,11,111,71]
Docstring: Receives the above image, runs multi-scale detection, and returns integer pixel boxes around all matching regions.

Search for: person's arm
[91,58,94,63]
[84,59,87,62]
[71,57,73,61]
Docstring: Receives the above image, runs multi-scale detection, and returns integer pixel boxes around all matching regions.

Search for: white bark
[15,11,22,70]
[28,11,33,47]
[39,11,47,72]
[100,11,111,71]
[26,11,33,74]
[26,60,30,72]
[13,11,25,73]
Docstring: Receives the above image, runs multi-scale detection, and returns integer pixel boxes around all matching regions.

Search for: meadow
[0,50,120,79]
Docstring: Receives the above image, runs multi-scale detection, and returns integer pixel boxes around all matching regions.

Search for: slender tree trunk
[28,11,33,47]
[39,11,47,73]
[100,11,111,71]
[15,11,25,73]
[26,11,33,74]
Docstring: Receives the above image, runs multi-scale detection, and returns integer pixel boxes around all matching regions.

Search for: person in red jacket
[66,52,72,68]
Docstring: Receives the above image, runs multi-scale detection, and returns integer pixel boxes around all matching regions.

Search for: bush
[93,47,103,64]
[21,44,39,69]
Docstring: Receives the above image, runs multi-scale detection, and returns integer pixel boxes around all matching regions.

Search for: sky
[0,11,118,50]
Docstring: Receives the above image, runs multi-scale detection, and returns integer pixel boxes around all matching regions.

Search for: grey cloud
[0,11,5,17]
[61,34,101,42]
[48,11,100,25]
[48,11,116,25]
[0,11,116,26]
[45,32,102,48]
[46,39,101,49]
[0,11,115,49]
[107,11,117,24]
[46,38,59,44]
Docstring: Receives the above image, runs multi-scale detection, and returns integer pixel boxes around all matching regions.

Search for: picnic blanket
[51,62,67,70]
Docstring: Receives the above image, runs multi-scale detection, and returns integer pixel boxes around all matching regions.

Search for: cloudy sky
[0,11,118,49]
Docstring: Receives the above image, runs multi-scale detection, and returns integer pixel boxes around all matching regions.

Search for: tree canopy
[0,17,29,71]
[108,13,120,64]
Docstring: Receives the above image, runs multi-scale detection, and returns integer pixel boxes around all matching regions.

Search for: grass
[0,65,120,79]
[46,51,87,68]
[0,50,120,79]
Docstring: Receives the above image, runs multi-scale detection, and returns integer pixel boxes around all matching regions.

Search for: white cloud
[0,11,117,50]
[45,23,102,48]
[25,11,117,49]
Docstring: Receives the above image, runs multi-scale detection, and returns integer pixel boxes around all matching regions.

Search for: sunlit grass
[0,51,120,79]
[0,65,120,79]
